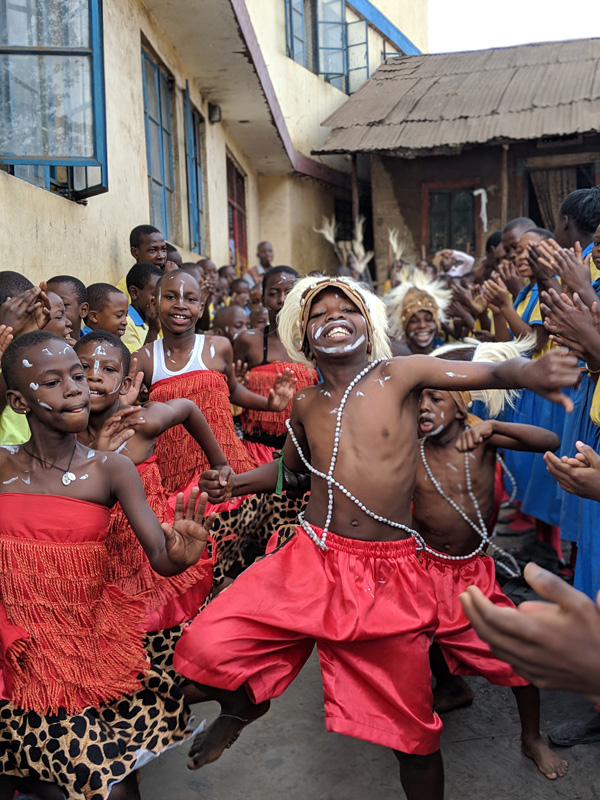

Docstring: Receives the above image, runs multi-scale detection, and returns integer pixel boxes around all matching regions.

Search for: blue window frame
[184,82,205,254]
[285,0,306,66]
[0,0,107,199]
[0,0,106,169]
[142,50,175,240]
[317,0,346,90]
[346,18,368,94]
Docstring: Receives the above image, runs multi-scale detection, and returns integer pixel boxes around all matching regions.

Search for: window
[0,0,107,199]
[227,156,247,274]
[284,0,368,94]
[184,83,205,254]
[142,50,175,240]
[426,188,476,253]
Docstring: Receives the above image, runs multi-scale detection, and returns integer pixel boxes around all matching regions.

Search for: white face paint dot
[2,476,18,485]
[29,382,39,391]
[22,359,33,368]
[210,344,216,359]
[79,474,89,480]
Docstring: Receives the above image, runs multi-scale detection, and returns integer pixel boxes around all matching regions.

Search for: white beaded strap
[420,438,521,577]
[496,453,517,503]
[285,359,417,551]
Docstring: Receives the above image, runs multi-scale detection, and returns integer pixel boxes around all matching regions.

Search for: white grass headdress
[386,267,451,338]
[278,276,392,368]
[432,334,537,418]
[388,228,404,263]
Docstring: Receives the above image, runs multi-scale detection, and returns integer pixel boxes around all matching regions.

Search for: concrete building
[317,38,600,287]
[0,0,428,286]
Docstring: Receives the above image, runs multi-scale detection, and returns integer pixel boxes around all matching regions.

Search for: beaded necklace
[419,437,520,577]
[285,359,418,550]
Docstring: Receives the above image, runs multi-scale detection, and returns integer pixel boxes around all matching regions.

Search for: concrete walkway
[141,652,600,800]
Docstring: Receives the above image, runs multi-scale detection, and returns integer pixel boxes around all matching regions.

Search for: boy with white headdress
[414,337,568,781]
[386,268,451,356]
[174,276,579,800]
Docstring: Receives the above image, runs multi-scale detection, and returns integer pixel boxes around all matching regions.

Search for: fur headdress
[432,334,537,418]
[386,268,451,338]
[278,276,392,368]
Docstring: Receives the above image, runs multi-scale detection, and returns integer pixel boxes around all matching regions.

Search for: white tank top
[151,335,209,385]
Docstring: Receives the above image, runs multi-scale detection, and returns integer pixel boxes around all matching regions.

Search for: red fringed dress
[0,494,192,800]
[241,334,319,465]
[106,455,214,634]
[149,336,257,494]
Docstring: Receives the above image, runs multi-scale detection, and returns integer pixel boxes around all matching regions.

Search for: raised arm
[402,349,579,411]
[109,454,213,575]
[141,398,228,469]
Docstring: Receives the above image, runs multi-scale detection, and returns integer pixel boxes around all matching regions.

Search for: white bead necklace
[285,359,418,550]
[419,437,521,577]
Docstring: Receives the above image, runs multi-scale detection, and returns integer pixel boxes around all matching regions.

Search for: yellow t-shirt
[0,407,30,446]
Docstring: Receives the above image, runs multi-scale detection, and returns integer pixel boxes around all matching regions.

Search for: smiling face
[406,310,437,350]
[305,287,368,359]
[418,389,463,438]
[77,340,127,413]
[157,271,201,333]
[44,292,73,340]
[8,339,89,431]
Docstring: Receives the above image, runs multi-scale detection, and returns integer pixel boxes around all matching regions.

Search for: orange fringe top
[241,362,319,438]
[0,494,148,715]
[150,369,257,494]
[106,456,213,631]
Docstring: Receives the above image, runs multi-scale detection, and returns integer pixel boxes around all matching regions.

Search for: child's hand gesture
[267,369,298,412]
[234,359,249,386]
[455,420,494,452]
[0,325,14,360]
[521,349,579,411]
[162,488,216,567]
[122,356,145,405]
[199,465,234,503]
[497,260,524,297]
[0,287,44,336]
[95,407,146,452]
[482,277,510,310]
[545,442,600,501]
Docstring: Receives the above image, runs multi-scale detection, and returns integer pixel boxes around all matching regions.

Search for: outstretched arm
[460,562,600,698]
[404,348,580,411]
[109,454,215,575]
[140,398,228,470]
[456,419,561,453]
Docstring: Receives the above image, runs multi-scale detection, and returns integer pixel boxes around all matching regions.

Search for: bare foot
[187,700,270,769]
[521,735,568,780]
[433,676,474,714]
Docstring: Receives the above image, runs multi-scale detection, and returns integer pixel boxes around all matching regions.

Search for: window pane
[147,119,161,180]
[162,129,173,190]
[150,179,164,231]
[0,53,93,158]
[143,58,159,120]
[1,0,89,48]
[13,163,47,188]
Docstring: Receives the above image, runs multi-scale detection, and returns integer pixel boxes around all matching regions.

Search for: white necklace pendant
[62,471,76,486]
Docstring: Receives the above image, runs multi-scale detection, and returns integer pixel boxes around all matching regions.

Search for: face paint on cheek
[423,424,444,438]
[22,359,33,368]
[38,401,53,410]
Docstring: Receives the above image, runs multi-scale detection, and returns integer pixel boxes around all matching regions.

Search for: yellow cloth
[589,255,599,283]
[514,290,552,359]
[590,378,600,426]
[0,407,30,446]
[116,275,131,302]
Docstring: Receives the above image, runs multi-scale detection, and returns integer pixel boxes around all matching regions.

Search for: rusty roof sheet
[317,39,600,154]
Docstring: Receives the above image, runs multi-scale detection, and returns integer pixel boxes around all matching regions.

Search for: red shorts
[422,550,528,687]
[174,526,442,755]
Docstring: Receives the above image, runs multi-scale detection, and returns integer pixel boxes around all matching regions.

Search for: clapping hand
[94,406,147,452]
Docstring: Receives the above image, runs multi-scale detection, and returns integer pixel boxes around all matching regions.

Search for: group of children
[0,196,599,798]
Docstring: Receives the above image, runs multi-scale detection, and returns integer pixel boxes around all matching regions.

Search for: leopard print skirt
[0,666,192,800]
[210,492,307,584]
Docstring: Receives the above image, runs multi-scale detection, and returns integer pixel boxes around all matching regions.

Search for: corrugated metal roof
[316,39,600,155]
